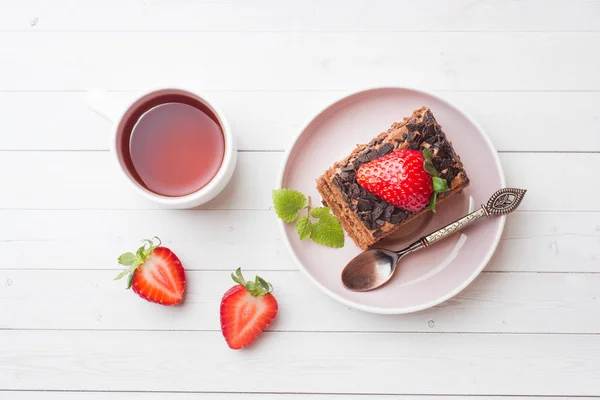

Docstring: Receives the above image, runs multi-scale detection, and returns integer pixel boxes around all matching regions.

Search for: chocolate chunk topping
[377,143,394,158]
[357,198,372,211]
[373,229,383,238]
[333,174,342,186]
[371,202,386,221]
[433,157,452,171]
[339,171,355,182]
[390,209,407,225]
[382,204,395,222]
[342,191,349,202]
[357,152,370,163]
[366,149,379,162]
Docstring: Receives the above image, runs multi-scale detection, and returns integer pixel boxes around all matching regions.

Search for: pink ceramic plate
[278,87,505,314]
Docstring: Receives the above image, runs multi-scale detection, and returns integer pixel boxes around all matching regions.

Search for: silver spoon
[341,188,527,292]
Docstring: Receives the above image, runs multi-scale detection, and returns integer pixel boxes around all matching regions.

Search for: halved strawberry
[115,237,186,306]
[220,268,278,349]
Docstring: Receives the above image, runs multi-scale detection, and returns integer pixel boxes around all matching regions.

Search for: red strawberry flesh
[131,247,186,306]
[356,149,433,212]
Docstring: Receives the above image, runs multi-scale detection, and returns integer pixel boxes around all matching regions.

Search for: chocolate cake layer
[316,107,469,249]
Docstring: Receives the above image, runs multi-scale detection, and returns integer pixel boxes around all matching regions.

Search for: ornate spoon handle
[406,188,526,252]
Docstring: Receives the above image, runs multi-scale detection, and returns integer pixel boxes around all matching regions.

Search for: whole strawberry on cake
[316,107,469,250]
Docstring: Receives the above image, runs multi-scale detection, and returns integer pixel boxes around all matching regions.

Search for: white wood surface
[1,0,599,398]
[2,396,590,400]
[2,330,600,395]
[2,91,600,152]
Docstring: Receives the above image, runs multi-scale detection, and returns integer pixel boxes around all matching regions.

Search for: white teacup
[87,87,236,209]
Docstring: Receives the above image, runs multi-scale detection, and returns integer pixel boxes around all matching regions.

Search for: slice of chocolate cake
[316,107,469,250]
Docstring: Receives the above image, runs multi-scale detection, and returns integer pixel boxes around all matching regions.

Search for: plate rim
[277,86,506,314]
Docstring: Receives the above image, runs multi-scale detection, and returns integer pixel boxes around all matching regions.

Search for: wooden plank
[1,330,598,395]
[0,152,277,210]
[0,210,598,273]
[0,393,588,400]
[0,393,587,400]
[1,269,598,333]
[1,90,600,152]
[0,151,597,211]
[0,32,598,91]
[1,0,599,32]
[492,211,600,273]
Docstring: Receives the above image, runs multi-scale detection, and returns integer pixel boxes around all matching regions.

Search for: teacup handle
[85,89,127,123]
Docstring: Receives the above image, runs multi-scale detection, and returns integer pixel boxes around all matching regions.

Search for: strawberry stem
[422,150,450,213]
[231,268,273,297]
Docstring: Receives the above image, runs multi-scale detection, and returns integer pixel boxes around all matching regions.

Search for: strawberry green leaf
[231,268,273,296]
[126,272,135,289]
[296,216,312,240]
[118,252,136,266]
[114,263,138,281]
[311,217,344,248]
[429,192,439,213]
[231,267,246,286]
[432,176,449,193]
[422,148,433,162]
[136,246,146,259]
[114,269,131,281]
[272,189,307,223]
[423,160,438,177]
[256,276,273,293]
[422,148,441,178]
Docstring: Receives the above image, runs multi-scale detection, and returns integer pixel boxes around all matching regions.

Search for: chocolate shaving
[371,202,385,221]
[357,198,372,211]
[377,143,394,158]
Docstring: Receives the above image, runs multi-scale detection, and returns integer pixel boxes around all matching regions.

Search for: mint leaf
[432,176,449,193]
[296,216,312,240]
[117,252,136,266]
[309,207,332,219]
[311,217,344,248]
[272,189,307,223]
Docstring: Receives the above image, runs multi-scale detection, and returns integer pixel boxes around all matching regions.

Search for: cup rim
[109,86,237,207]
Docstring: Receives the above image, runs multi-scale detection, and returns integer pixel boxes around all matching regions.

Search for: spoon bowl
[341,249,400,292]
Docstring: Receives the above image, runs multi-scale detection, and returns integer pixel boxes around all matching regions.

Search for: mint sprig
[423,148,450,212]
[272,189,344,248]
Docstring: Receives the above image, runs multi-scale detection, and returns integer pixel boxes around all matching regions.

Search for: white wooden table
[1,1,600,398]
